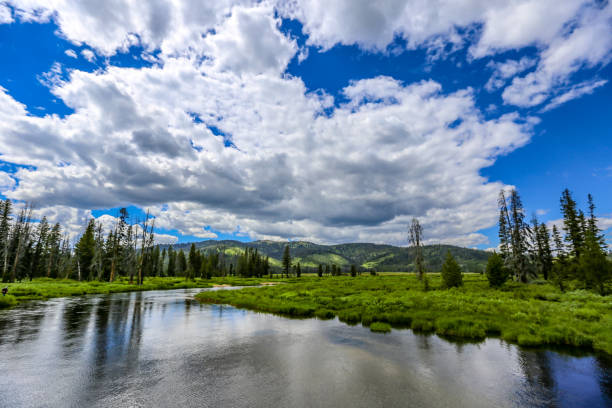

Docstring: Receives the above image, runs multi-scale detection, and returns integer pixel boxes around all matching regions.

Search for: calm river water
[0,288,610,407]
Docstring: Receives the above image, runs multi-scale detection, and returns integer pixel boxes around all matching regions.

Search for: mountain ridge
[162,240,491,272]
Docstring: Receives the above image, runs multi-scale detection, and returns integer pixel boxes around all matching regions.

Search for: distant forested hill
[164,240,491,273]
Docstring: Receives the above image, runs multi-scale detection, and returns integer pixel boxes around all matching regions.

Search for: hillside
[166,240,491,273]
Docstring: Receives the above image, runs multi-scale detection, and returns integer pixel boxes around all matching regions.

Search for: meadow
[196,274,612,356]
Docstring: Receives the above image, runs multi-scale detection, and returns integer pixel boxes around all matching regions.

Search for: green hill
[165,240,491,273]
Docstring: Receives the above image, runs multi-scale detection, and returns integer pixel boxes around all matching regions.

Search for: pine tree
[159,248,166,277]
[350,264,357,277]
[30,216,49,280]
[177,250,187,276]
[586,194,606,250]
[76,219,96,281]
[551,225,570,291]
[578,194,610,294]
[0,200,12,280]
[318,264,323,277]
[46,223,62,279]
[560,189,583,259]
[167,245,176,277]
[580,226,610,295]
[508,189,531,282]
[531,216,553,280]
[441,251,463,288]
[537,223,553,280]
[498,190,511,259]
[188,243,198,281]
[296,262,301,278]
[282,245,291,278]
[485,252,509,288]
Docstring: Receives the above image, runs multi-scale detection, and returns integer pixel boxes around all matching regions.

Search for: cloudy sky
[0,0,611,248]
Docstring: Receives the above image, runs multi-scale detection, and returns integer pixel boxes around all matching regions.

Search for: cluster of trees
[0,201,70,283]
[491,188,610,294]
[280,245,361,278]
[0,203,159,285]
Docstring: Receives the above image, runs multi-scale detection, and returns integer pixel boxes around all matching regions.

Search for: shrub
[370,322,391,333]
[486,252,509,287]
[441,251,463,288]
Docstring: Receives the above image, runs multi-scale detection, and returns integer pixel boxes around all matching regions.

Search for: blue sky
[0,1,611,248]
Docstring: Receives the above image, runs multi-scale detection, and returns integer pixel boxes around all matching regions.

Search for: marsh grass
[0,276,287,308]
[195,274,612,355]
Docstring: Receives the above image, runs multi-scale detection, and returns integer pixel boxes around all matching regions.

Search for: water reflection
[0,289,610,408]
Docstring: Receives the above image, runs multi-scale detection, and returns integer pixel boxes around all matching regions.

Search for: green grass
[0,276,287,307]
[369,322,392,333]
[195,274,612,356]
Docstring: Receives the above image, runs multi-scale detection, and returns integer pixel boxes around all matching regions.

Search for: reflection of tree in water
[60,298,95,360]
[517,350,558,407]
[74,292,146,404]
[416,333,431,351]
[0,303,46,346]
[595,354,612,402]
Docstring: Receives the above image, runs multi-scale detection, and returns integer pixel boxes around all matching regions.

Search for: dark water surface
[0,288,610,407]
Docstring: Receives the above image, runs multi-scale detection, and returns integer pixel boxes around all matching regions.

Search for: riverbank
[0,276,287,309]
[195,274,612,356]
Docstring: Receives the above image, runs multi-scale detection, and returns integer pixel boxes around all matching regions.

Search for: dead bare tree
[408,218,425,280]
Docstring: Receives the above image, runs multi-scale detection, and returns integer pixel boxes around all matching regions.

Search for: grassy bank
[195,274,612,355]
[0,276,285,308]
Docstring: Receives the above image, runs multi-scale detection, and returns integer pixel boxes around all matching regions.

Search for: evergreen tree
[325,264,330,276]
[586,194,606,250]
[498,190,511,259]
[264,256,271,278]
[30,216,49,280]
[350,264,357,277]
[560,189,583,259]
[580,226,611,295]
[296,262,301,278]
[485,252,509,288]
[167,245,176,277]
[188,243,198,281]
[282,245,291,278]
[532,216,553,280]
[508,189,531,282]
[0,200,12,280]
[318,264,323,277]
[76,219,96,281]
[177,250,187,276]
[159,248,166,277]
[441,251,463,288]
[551,225,570,291]
[578,194,610,294]
[46,223,62,279]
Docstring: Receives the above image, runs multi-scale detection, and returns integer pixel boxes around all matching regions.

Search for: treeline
[493,189,610,294]
[0,201,70,283]
[0,203,159,284]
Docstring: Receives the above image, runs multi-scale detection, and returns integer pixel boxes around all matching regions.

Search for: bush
[486,252,509,287]
[369,322,391,333]
[441,251,463,288]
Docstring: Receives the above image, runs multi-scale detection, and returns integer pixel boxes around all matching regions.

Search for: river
[0,288,610,407]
